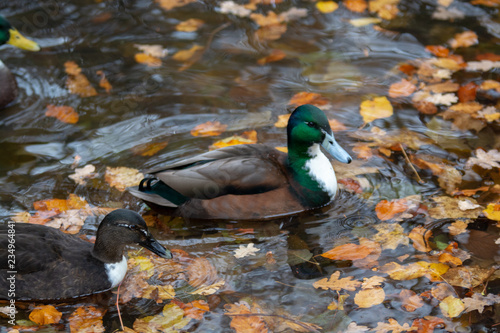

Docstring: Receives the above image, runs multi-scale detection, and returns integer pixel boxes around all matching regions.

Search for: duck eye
[306,122,315,127]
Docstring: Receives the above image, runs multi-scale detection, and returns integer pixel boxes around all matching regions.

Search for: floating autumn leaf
[133,303,191,332]
[316,1,339,13]
[448,220,469,236]
[156,0,196,11]
[104,166,144,191]
[442,266,493,288]
[380,261,448,281]
[68,306,105,333]
[255,23,287,41]
[431,283,455,301]
[257,49,286,65]
[361,276,385,289]
[457,82,477,102]
[483,203,500,221]
[388,79,417,98]
[463,293,500,313]
[134,53,162,67]
[428,196,482,219]
[350,17,383,26]
[210,130,257,149]
[69,164,97,185]
[29,305,62,325]
[425,45,450,57]
[466,148,500,169]
[45,104,79,124]
[411,317,445,333]
[220,1,252,17]
[289,92,329,107]
[187,257,220,289]
[172,44,204,71]
[354,287,385,308]
[409,226,432,252]
[176,18,204,32]
[321,243,372,261]
[438,252,462,266]
[274,114,290,128]
[96,70,112,93]
[375,198,410,221]
[373,318,416,333]
[173,299,209,320]
[353,238,382,268]
[440,295,465,318]
[313,271,362,291]
[225,301,269,333]
[64,61,98,97]
[234,243,260,258]
[373,223,409,250]
[328,294,349,311]
[359,96,393,124]
[131,141,169,157]
[448,31,478,49]
[190,280,225,295]
[191,121,227,137]
[344,0,368,12]
[424,80,460,94]
[368,0,400,20]
[400,289,424,312]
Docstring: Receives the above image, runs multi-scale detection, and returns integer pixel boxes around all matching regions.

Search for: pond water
[1,0,500,332]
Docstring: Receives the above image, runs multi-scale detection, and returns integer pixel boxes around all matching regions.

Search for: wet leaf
[274,114,290,128]
[352,144,373,159]
[345,322,370,332]
[234,243,260,258]
[466,60,500,71]
[369,0,400,20]
[424,80,459,94]
[45,105,79,124]
[313,271,362,291]
[353,238,382,268]
[483,203,500,221]
[327,294,349,310]
[409,226,432,252]
[438,252,462,266]
[220,1,252,17]
[96,70,112,93]
[359,96,393,123]
[425,45,450,57]
[224,301,269,333]
[143,284,176,301]
[448,220,469,236]
[429,196,482,219]
[361,276,385,289]
[373,223,409,250]
[210,130,258,149]
[29,305,62,325]
[448,31,478,49]
[457,82,477,102]
[439,295,465,318]
[316,1,339,13]
[64,61,98,97]
[344,0,368,12]
[191,121,228,137]
[133,303,190,332]
[135,44,168,58]
[176,18,204,32]
[68,306,105,333]
[354,287,385,308]
[134,53,162,67]
[400,289,424,312]
[410,316,445,333]
[466,148,500,169]
[190,280,225,295]
[321,243,373,261]
[172,299,209,320]
[463,293,500,313]
[257,49,286,65]
[156,0,196,11]
[289,92,329,107]
[373,318,416,333]
[104,166,144,191]
[187,257,220,288]
[375,199,410,221]
[131,141,169,157]
[172,44,205,69]
[388,79,417,98]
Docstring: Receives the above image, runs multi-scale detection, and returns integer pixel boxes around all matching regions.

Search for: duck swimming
[128,104,352,220]
[0,15,40,108]
[0,209,171,300]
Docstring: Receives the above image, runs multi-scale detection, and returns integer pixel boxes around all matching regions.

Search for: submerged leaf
[45,105,79,124]
[359,96,393,123]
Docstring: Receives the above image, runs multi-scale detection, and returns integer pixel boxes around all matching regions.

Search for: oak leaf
[372,318,415,333]
[313,271,362,291]
[463,293,500,313]
[361,276,385,289]
[234,243,260,258]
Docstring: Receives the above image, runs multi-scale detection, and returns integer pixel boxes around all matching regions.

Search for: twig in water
[399,143,424,184]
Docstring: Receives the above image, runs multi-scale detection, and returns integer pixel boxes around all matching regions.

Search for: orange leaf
[156,0,196,11]
[438,252,462,266]
[33,198,69,212]
[398,64,416,76]
[64,61,98,97]
[210,130,258,149]
[255,23,287,41]
[400,289,424,312]
[96,70,112,93]
[68,306,105,333]
[344,0,367,12]
[329,118,347,131]
[257,49,286,65]
[131,141,169,156]
[354,287,385,308]
[409,226,432,252]
[352,144,373,159]
[389,79,417,98]
[29,305,62,325]
[289,92,329,107]
[359,96,393,123]
[411,317,445,333]
[457,82,477,103]
[175,18,204,32]
[172,44,204,62]
[476,52,500,61]
[375,198,408,220]
[134,53,162,67]
[338,178,363,194]
[190,121,228,137]
[425,45,450,57]
[173,299,209,320]
[321,243,372,261]
[45,104,79,124]
[274,114,290,128]
[224,302,268,333]
[448,31,478,49]
[64,61,81,75]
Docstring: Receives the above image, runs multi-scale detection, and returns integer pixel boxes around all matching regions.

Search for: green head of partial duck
[0,15,40,51]
[286,104,352,206]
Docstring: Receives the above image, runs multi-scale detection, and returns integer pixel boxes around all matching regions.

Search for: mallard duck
[0,15,40,108]
[128,104,352,220]
[0,209,171,300]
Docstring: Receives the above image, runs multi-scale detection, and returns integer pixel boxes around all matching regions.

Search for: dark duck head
[0,209,171,301]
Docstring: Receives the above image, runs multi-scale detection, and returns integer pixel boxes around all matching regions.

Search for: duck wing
[145,144,288,199]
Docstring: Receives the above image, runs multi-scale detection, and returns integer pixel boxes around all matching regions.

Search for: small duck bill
[7,29,40,51]
[321,132,352,164]
[139,237,172,259]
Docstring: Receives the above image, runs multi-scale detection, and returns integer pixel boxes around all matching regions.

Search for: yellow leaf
[439,295,465,318]
[274,114,290,128]
[190,121,228,137]
[104,167,144,191]
[354,287,385,308]
[349,17,382,27]
[45,105,79,124]
[131,141,169,157]
[176,18,204,32]
[134,53,162,67]
[275,146,288,153]
[316,1,339,13]
[210,130,258,149]
[96,70,112,93]
[156,0,196,11]
[359,96,393,123]
[64,61,98,97]
[313,271,362,291]
[483,203,500,221]
[29,305,62,325]
[68,306,105,333]
[143,284,176,300]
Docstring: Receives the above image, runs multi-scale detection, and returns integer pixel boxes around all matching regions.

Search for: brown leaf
[68,306,105,333]
[45,105,79,124]
[274,114,290,128]
[457,82,478,102]
[156,0,196,11]
[352,144,373,159]
[176,18,204,32]
[289,92,329,107]
[257,49,286,65]
[448,31,478,49]
[96,70,112,93]
[400,289,424,312]
[344,0,368,12]
[186,257,219,288]
[388,79,417,98]
[313,271,362,291]
[172,44,205,71]
[191,121,228,137]
[29,305,62,325]
[409,226,432,252]
[321,243,373,261]
[410,316,445,333]
[224,302,269,333]
[64,61,98,97]
[424,80,460,93]
[131,141,169,157]
[354,287,385,308]
[373,223,410,250]
[255,23,287,41]
[413,101,438,115]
